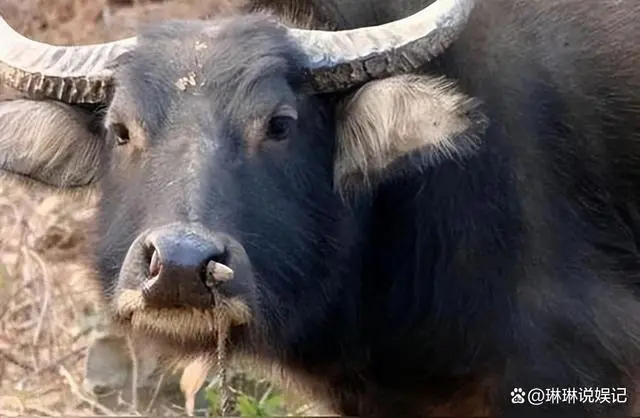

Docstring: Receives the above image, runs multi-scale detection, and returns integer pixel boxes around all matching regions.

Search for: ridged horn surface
[0,17,137,103]
[288,0,476,92]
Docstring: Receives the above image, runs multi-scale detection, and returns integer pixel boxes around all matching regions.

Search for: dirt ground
[0,0,243,44]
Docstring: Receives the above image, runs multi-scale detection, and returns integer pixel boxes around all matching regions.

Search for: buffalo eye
[265,105,297,142]
[110,123,130,146]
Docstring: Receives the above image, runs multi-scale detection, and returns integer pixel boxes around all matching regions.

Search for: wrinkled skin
[2,0,640,417]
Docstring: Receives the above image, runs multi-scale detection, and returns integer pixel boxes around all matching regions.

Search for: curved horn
[288,0,476,93]
[0,17,137,103]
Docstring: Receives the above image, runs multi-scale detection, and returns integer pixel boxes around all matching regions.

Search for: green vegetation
[205,372,292,417]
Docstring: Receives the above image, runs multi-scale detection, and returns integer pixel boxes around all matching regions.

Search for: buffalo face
[95,18,349,353]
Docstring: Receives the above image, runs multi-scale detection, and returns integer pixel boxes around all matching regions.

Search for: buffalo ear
[0,99,106,193]
[334,74,488,192]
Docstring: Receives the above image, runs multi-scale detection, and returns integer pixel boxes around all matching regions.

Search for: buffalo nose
[140,225,231,309]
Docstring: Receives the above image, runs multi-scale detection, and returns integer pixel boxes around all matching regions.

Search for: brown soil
[0,0,243,43]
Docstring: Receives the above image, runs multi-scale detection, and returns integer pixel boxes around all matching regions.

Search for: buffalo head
[0,0,484,359]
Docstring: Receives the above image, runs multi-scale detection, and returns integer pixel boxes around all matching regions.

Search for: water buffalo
[2,0,640,416]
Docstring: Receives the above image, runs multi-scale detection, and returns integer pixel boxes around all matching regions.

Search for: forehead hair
[109,14,308,133]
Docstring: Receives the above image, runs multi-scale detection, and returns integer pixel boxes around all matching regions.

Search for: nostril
[149,248,161,278]
[132,228,243,310]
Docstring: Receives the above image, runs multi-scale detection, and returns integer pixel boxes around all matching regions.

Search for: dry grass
[0,0,244,45]
[0,184,108,416]
[0,184,196,415]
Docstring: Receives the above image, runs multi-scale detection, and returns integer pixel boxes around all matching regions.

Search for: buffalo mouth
[114,287,252,335]
[111,280,254,416]
[108,223,258,351]
[110,285,253,354]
